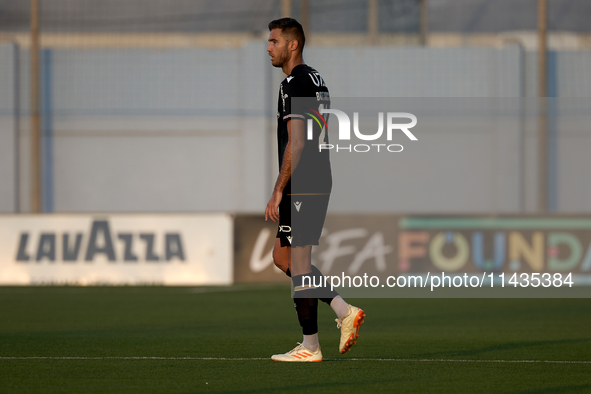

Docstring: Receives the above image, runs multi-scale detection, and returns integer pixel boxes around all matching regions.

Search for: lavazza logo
[305,108,418,153]
[15,220,186,263]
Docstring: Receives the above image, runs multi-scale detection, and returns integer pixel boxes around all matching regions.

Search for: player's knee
[273,247,289,273]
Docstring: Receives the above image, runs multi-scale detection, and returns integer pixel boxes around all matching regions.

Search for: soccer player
[264,17,365,362]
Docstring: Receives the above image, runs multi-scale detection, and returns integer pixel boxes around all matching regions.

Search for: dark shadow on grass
[413,337,591,359]
[512,383,591,394]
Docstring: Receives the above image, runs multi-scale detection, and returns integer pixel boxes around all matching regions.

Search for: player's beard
[271,46,290,68]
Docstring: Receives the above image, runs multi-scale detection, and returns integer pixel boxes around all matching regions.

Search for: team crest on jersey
[308,72,326,87]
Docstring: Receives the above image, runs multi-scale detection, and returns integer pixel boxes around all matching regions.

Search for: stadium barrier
[2,213,590,286]
[234,214,591,285]
[0,213,233,285]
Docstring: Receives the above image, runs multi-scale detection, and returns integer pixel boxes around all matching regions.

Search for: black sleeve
[283,77,311,122]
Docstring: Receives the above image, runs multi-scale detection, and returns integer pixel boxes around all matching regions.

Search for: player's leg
[304,262,365,354]
[309,265,347,315]
[296,194,365,354]
[271,206,322,362]
[272,236,329,349]
[289,244,311,276]
[290,245,321,354]
[285,242,350,328]
[272,237,290,275]
[272,194,366,359]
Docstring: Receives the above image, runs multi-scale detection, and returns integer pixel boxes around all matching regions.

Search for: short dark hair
[268,18,305,53]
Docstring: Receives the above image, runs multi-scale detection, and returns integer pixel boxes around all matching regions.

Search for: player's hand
[265,191,282,222]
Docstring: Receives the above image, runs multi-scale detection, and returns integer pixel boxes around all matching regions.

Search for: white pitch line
[0,357,268,361]
[332,358,591,364]
[0,357,590,364]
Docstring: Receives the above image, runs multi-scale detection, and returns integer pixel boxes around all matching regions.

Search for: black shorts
[276,193,331,248]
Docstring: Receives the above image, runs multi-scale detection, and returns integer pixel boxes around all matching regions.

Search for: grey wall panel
[53,135,241,212]
[239,42,271,212]
[328,125,499,213]
[554,52,591,97]
[0,44,17,213]
[47,43,269,213]
[555,108,591,212]
[305,46,521,97]
[525,51,591,98]
[51,49,242,115]
[8,42,591,214]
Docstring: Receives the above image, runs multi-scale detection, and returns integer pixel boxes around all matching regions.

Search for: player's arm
[274,118,305,194]
[265,118,306,222]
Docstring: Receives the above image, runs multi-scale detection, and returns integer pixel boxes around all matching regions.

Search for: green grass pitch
[1,285,591,393]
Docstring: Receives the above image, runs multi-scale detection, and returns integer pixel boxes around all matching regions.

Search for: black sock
[310,265,339,305]
[292,271,338,305]
[294,297,318,335]
[286,268,291,277]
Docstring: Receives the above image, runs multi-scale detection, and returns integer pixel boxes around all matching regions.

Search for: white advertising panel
[0,214,233,285]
